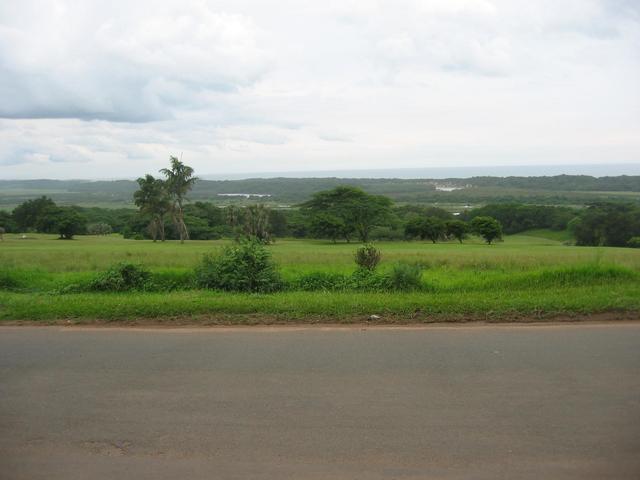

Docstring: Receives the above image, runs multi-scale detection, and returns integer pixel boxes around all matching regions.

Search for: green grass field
[1,232,639,323]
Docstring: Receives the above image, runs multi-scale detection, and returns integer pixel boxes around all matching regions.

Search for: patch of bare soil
[1,310,638,329]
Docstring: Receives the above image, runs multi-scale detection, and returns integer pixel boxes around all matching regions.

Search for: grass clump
[195,238,282,293]
[383,263,425,291]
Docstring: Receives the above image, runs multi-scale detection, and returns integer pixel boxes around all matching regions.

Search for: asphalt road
[1,324,639,479]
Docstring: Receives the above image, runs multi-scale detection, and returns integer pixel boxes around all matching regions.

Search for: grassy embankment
[1,233,639,323]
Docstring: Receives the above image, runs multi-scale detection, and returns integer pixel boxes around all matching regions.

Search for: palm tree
[134,175,170,242]
[160,156,197,243]
[243,204,272,243]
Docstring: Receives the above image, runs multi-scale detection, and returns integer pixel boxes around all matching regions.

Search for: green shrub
[383,263,424,291]
[354,243,381,270]
[349,267,387,291]
[289,271,349,291]
[195,239,282,293]
[628,237,640,248]
[88,263,151,292]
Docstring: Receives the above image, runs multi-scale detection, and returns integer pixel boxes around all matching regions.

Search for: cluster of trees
[467,174,640,192]
[3,174,638,208]
[134,156,197,243]
[569,203,640,247]
[461,203,576,234]
[404,216,502,244]
[296,186,503,244]
[3,160,638,249]
[0,196,87,239]
[300,186,393,242]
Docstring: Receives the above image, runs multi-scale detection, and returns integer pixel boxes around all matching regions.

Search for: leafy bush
[349,267,387,291]
[88,263,151,292]
[289,271,349,291]
[383,263,424,291]
[354,243,381,270]
[628,237,640,248]
[195,239,282,293]
[87,222,113,235]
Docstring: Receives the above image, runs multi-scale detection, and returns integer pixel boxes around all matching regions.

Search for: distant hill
[1,175,639,209]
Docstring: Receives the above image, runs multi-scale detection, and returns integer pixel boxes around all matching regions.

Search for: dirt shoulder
[1,310,638,328]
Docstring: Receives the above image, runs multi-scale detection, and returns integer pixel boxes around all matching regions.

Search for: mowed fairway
[1,233,640,322]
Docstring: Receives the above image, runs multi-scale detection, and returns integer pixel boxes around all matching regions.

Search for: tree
[0,226,4,241]
[52,209,87,239]
[12,196,57,231]
[243,204,272,243]
[445,219,469,243]
[160,156,197,243]
[404,216,445,243]
[309,213,350,243]
[134,174,171,242]
[301,186,392,243]
[268,209,288,237]
[471,216,502,244]
[570,203,640,247]
[420,217,445,243]
[0,210,16,234]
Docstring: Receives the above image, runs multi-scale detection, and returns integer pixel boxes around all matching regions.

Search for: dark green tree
[268,209,288,237]
[420,217,446,243]
[52,209,87,239]
[445,219,469,243]
[570,203,640,247]
[0,210,16,234]
[404,216,446,243]
[471,216,503,244]
[133,174,171,242]
[301,186,392,243]
[309,213,350,243]
[12,196,57,231]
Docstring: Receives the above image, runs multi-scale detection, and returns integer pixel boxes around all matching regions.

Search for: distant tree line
[569,203,640,247]
[2,174,639,208]
[1,196,87,239]
[2,172,639,248]
[460,203,575,234]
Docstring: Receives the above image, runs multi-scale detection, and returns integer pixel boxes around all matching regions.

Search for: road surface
[1,324,639,479]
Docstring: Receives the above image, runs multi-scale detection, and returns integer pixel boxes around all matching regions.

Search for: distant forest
[1,174,639,208]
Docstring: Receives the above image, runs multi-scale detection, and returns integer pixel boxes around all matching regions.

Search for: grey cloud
[0,2,271,122]
[0,0,638,179]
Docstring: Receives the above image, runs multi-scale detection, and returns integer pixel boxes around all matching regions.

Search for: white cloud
[0,0,638,178]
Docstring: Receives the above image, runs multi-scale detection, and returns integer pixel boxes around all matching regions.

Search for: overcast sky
[1,0,639,179]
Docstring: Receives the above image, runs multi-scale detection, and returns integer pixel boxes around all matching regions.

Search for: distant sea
[203,163,640,180]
